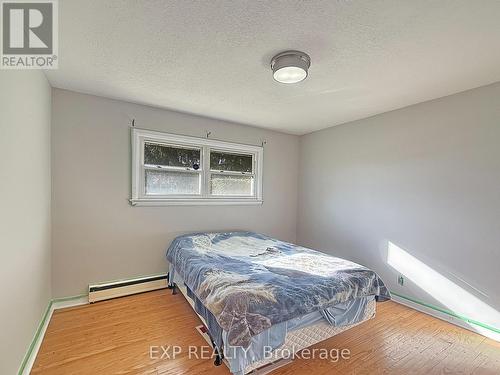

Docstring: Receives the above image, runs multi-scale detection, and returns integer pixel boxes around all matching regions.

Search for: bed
[166,232,390,374]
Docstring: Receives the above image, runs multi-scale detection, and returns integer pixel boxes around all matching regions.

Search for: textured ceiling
[46,0,500,135]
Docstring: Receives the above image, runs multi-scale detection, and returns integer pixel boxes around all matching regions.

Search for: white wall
[51,89,299,297]
[0,71,52,374]
[297,82,500,333]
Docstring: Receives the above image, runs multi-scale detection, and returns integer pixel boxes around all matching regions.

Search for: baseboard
[21,286,498,374]
[51,294,89,310]
[18,294,88,375]
[391,292,500,342]
[19,273,169,374]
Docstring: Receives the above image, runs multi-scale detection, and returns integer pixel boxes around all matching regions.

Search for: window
[131,129,263,205]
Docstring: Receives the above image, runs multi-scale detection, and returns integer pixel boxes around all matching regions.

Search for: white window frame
[130,128,263,206]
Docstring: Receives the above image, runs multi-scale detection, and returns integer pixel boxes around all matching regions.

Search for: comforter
[166,232,390,348]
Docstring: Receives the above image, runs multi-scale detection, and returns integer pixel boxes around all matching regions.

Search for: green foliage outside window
[210,151,253,173]
[144,143,200,169]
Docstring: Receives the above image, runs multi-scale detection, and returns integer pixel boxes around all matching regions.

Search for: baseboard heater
[88,274,168,303]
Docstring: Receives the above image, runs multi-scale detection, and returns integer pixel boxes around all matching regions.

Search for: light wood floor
[32,289,500,374]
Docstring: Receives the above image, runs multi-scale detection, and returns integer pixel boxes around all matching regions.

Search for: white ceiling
[46,0,500,135]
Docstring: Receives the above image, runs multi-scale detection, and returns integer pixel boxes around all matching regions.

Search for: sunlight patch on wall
[387,241,500,341]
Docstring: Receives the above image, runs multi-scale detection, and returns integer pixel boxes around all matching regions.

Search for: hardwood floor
[32,289,500,374]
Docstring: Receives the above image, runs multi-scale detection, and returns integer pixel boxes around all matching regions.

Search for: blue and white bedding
[166,232,390,352]
[169,269,375,374]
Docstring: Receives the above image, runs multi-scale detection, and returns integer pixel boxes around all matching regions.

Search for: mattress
[174,272,376,374]
[244,298,376,373]
[166,232,389,350]
[166,231,389,374]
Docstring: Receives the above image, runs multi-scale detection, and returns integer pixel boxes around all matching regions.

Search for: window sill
[129,198,263,206]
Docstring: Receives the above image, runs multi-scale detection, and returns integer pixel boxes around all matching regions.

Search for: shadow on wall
[386,241,500,342]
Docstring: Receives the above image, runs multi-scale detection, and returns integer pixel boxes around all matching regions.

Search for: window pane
[210,151,253,173]
[210,174,254,196]
[144,143,200,169]
[145,169,200,195]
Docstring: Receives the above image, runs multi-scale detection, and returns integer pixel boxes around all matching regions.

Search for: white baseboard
[21,288,497,374]
[391,294,500,342]
[52,295,88,310]
[19,306,53,375]
[19,295,88,375]
[20,273,169,375]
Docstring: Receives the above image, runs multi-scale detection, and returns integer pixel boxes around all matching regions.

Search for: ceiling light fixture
[271,50,311,84]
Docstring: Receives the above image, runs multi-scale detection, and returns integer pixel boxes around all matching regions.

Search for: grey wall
[297,82,500,331]
[51,89,299,297]
[0,71,52,374]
